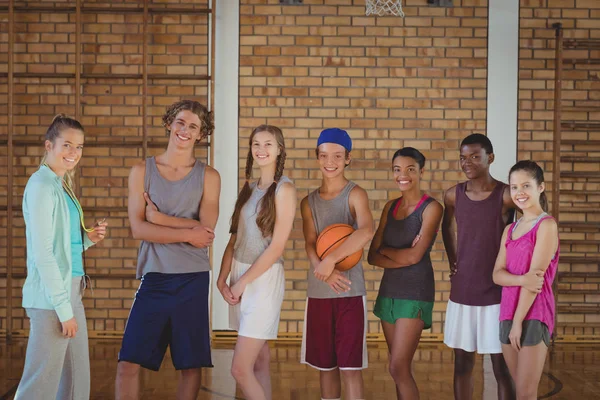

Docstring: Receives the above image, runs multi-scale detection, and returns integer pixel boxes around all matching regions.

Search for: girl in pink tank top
[492,160,559,399]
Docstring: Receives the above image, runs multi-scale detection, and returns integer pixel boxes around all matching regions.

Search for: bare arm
[380,200,443,267]
[367,200,402,269]
[198,166,221,230]
[145,194,202,228]
[441,186,458,275]
[234,183,296,288]
[216,233,238,305]
[301,196,322,269]
[217,234,237,284]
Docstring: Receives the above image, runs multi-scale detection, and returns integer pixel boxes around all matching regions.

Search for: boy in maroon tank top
[442,134,516,400]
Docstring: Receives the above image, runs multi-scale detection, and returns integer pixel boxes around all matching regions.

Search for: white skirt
[443,300,502,354]
[229,258,285,340]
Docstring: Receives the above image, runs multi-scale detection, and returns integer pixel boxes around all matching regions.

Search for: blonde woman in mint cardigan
[15,115,108,400]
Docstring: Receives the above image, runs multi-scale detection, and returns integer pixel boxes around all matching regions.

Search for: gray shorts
[499,319,550,347]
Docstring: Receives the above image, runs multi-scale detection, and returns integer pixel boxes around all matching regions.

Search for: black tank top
[378,195,436,302]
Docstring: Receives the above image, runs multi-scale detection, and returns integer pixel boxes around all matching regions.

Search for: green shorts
[374,296,434,329]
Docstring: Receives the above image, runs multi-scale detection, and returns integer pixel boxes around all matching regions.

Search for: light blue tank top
[63,191,84,277]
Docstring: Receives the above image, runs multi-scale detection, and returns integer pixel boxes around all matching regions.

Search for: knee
[231,361,250,384]
[515,378,538,400]
[492,364,512,383]
[388,359,411,381]
[516,385,537,400]
[454,354,475,376]
[180,368,202,379]
[253,350,270,374]
[117,361,140,379]
[340,369,361,381]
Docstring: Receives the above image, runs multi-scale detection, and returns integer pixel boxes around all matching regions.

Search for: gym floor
[1,340,599,399]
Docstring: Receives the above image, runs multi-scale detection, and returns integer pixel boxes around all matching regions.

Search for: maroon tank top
[450,181,507,306]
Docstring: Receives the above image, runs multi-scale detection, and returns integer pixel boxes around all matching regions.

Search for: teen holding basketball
[16,115,107,400]
[493,161,559,399]
[300,128,374,400]
[367,147,442,400]
[217,125,296,400]
[442,134,515,400]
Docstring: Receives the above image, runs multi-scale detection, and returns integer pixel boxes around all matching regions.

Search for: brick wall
[518,0,600,337]
[239,0,489,336]
[238,0,600,339]
[0,0,210,335]
[1,0,598,340]
[0,8,8,332]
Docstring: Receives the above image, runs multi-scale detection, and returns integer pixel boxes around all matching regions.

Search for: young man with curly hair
[115,100,221,400]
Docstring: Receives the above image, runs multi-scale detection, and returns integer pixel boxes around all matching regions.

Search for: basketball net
[365,0,405,17]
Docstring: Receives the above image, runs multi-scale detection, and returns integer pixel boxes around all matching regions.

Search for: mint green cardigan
[22,165,95,322]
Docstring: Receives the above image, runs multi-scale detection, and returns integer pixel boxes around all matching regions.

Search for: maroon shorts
[301,296,368,370]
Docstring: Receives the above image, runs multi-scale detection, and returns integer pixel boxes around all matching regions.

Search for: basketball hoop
[365,0,405,17]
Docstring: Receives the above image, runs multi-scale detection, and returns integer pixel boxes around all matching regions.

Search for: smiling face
[392,155,422,192]
[460,144,494,180]
[510,170,545,212]
[44,128,84,176]
[317,143,349,178]
[251,130,280,168]
[168,110,202,148]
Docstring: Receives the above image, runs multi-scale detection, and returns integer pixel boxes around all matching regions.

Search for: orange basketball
[316,223,363,271]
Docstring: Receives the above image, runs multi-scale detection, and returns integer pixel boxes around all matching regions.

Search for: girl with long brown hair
[217,125,296,400]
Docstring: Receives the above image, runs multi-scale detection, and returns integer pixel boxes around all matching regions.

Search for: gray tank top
[307,181,367,299]
[378,195,436,302]
[136,157,210,278]
[233,177,292,265]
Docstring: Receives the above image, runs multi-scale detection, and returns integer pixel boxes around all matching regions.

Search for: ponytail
[40,113,85,189]
[539,192,549,213]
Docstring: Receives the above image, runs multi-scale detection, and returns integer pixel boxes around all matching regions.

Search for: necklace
[44,163,94,232]
[63,182,94,232]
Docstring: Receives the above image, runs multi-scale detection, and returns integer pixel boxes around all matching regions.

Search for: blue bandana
[317,128,352,152]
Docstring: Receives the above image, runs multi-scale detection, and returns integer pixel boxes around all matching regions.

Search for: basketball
[316,223,363,271]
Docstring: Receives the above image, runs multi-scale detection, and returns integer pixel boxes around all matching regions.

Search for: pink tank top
[499,214,559,333]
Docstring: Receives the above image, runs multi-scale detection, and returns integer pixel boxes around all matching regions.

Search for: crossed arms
[127,160,221,247]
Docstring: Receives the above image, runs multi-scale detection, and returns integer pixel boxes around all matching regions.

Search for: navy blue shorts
[118,272,213,371]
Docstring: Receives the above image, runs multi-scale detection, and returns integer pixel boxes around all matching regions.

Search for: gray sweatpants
[15,276,90,400]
